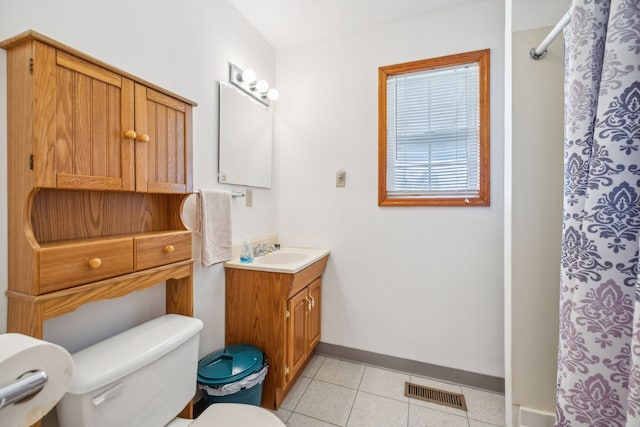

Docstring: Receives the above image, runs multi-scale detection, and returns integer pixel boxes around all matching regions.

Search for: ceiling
[228,0,484,50]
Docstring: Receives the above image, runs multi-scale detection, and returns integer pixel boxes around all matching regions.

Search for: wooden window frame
[378,49,490,207]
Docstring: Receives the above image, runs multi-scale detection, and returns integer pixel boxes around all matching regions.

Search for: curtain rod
[530,7,573,60]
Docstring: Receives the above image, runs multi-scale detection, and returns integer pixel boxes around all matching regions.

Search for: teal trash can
[197,344,268,407]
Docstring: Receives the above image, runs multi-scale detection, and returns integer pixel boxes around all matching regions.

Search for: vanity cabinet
[225,255,328,410]
[2,30,196,360]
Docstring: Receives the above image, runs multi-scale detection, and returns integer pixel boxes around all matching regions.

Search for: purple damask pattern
[556,0,640,426]
[585,182,640,253]
[574,280,633,349]
[565,373,626,426]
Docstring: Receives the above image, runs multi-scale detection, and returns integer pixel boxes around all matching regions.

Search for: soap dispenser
[240,240,254,263]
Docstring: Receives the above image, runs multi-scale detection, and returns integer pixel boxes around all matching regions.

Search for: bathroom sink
[225,247,330,273]
[255,252,308,265]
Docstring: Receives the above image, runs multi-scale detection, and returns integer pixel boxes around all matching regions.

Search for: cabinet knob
[136,133,150,143]
[309,295,315,309]
[88,258,102,269]
[124,130,137,139]
[164,245,175,254]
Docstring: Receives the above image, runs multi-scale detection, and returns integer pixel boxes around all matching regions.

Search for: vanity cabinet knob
[124,130,137,139]
[88,258,102,269]
[164,245,175,254]
[136,133,150,143]
[308,295,315,308]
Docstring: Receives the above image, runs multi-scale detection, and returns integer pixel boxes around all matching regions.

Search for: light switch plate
[246,188,253,207]
[336,170,346,187]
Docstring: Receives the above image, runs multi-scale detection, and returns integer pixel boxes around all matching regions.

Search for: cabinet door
[134,84,192,193]
[54,49,135,191]
[307,279,321,353]
[287,288,309,382]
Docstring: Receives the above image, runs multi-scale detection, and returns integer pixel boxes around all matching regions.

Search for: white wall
[512,0,570,32]
[508,0,570,420]
[511,26,563,412]
[275,0,505,377]
[0,0,277,357]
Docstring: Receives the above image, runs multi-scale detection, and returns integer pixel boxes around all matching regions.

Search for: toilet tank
[57,314,203,427]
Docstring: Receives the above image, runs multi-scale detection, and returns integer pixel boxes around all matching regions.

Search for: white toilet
[56,314,285,427]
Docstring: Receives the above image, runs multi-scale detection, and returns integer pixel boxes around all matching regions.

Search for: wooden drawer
[38,237,134,294]
[134,231,191,271]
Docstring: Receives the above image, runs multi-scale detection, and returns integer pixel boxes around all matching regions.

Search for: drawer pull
[164,245,175,254]
[136,133,150,143]
[88,258,102,269]
[124,130,137,139]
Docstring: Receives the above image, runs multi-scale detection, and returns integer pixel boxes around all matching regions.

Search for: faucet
[253,243,277,257]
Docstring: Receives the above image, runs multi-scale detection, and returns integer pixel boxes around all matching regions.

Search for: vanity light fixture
[240,68,256,84]
[254,79,269,93]
[266,88,279,101]
[229,63,278,107]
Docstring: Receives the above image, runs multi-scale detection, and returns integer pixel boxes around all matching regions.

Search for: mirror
[218,82,272,188]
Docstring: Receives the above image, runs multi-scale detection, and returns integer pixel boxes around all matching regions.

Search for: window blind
[386,63,480,198]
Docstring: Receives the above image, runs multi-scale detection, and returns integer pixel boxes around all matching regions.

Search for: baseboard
[519,407,554,427]
[315,342,505,393]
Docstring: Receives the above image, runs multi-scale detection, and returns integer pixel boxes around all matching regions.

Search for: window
[378,49,490,206]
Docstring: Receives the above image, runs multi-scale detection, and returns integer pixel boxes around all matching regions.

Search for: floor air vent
[404,382,467,411]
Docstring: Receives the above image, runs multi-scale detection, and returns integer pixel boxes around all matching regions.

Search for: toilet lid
[192,403,285,427]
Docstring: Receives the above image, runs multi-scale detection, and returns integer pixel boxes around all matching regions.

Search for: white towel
[196,189,232,267]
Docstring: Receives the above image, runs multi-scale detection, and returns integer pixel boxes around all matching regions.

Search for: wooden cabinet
[225,256,329,410]
[1,30,197,362]
[3,32,192,194]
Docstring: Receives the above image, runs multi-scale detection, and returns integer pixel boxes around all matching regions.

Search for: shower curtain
[556,0,640,426]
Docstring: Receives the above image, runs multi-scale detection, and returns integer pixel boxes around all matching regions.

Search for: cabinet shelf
[7,259,193,322]
[30,189,189,244]
[37,230,190,248]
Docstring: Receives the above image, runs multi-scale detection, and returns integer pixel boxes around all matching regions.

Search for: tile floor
[272,355,505,427]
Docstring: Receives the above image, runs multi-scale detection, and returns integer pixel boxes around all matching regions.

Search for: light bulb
[266,88,279,101]
[255,80,269,93]
[241,68,256,83]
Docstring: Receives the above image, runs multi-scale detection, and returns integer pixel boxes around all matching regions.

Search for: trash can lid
[197,344,264,386]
